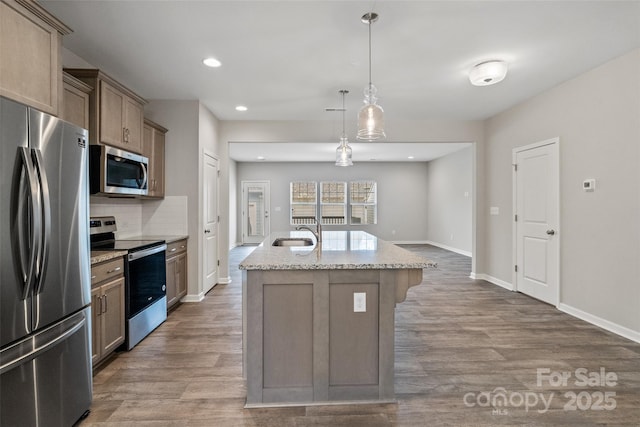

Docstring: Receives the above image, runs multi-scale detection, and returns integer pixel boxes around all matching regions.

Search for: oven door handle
[128,244,167,261]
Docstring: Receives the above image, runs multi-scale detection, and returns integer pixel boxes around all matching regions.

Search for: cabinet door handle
[102,294,108,313]
[96,296,102,316]
[107,266,121,274]
[123,127,130,143]
[91,275,97,280]
[170,248,177,252]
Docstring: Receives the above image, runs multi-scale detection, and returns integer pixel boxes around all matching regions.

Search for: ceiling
[41,0,640,162]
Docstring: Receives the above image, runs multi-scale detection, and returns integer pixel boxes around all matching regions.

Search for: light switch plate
[354,292,366,313]
[490,206,500,215]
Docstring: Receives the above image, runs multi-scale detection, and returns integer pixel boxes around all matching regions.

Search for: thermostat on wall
[583,179,596,192]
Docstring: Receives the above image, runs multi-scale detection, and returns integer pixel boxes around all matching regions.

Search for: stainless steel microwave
[89,145,148,196]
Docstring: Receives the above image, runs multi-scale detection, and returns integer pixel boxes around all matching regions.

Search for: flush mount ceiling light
[202,57,221,68]
[357,12,385,141]
[334,90,353,167]
[469,60,508,86]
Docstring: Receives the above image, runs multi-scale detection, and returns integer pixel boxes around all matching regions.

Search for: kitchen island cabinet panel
[263,282,314,389]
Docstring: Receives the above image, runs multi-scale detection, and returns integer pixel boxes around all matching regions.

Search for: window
[320,182,346,225]
[350,181,377,225]
[290,181,317,225]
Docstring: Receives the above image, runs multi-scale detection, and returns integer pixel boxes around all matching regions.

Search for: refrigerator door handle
[0,311,86,375]
[32,148,51,295]
[11,147,42,299]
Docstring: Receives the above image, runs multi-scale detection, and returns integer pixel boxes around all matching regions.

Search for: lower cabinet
[91,257,125,366]
[166,239,188,310]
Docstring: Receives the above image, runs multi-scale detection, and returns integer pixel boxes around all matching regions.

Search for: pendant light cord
[368,19,372,88]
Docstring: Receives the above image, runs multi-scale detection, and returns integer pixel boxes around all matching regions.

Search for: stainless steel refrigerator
[1,96,92,426]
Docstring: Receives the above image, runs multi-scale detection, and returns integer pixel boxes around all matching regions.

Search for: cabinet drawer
[91,257,124,286]
[166,239,187,257]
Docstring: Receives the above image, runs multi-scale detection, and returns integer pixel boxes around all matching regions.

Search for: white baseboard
[218,276,232,285]
[390,240,430,245]
[473,273,515,291]
[559,303,640,344]
[424,240,472,257]
[181,292,205,303]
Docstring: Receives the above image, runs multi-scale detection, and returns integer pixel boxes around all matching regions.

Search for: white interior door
[513,138,559,305]
[242,181,270,244]
[203,153,219,294]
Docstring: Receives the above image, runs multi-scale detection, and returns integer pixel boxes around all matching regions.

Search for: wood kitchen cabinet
[0,0,71,115]
[65,68,147,154]
[143,119,167,198]
[91,257,125,367]
[166,239,188,310]
[62,72,92,129]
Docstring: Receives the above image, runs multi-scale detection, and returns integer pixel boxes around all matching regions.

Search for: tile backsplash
[90,196,187,238]
[142,196,188,236]
[90,198,142,238]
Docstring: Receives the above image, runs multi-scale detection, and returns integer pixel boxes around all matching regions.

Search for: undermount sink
[272,237,314,247]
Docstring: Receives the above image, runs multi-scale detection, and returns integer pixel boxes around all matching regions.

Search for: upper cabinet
[0,0,71,115]
[65,69,147,154]
[62,72,92,129]
[143,119,167,198]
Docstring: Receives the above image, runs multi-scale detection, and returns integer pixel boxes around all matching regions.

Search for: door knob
[204,229,211,234]
[546,229,556,236]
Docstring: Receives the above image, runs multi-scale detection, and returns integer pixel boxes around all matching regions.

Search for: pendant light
[335,89,353,167]
[357,12,385,141]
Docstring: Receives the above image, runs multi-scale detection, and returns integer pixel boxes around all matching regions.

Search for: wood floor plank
[81,244,640,426]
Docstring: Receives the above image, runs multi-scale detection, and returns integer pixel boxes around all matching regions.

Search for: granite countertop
[239,230,437,271]
[90,250,128,265]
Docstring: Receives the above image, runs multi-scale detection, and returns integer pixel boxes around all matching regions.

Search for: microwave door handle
[32,149,51,295]
[141,162,148,190]
[11,147,42,299]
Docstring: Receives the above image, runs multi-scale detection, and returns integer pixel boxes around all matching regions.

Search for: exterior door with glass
[242,181,270,245]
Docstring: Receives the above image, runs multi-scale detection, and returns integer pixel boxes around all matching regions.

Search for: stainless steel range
[89,216,167,350]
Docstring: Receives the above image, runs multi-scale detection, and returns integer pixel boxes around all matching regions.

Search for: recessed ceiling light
[235,105,248,112]
[408,156,415,160]
[257,156,265,161]
[202,57,221,68]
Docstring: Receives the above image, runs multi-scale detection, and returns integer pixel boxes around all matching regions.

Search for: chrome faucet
[296,218,322,243]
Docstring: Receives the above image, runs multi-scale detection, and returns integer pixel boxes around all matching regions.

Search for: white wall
[426,146,473,255]
[236,161,430,243]
[144,100,201,299]
[483,49,640,334]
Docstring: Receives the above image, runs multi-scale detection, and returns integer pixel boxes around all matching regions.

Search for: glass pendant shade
[335,137,353,167]
[357,13,385,141]
[357,85,385,140]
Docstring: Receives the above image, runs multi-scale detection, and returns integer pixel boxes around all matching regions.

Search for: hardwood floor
[83,245,640,426]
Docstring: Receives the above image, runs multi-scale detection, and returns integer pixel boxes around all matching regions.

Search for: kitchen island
[239,231,436,407]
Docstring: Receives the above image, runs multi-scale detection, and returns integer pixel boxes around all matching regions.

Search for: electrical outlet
[354,292,366,313]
